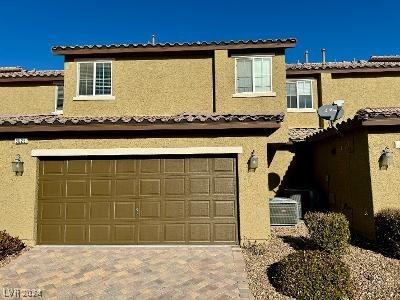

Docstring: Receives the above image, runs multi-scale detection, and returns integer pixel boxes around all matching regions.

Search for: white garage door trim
[31,147,243,157]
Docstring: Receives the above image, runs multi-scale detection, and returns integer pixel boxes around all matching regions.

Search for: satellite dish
[317,104,344,121]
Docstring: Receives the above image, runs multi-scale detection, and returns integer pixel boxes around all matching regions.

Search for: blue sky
[1,0,399,69]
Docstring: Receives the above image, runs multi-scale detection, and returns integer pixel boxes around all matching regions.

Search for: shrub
[242,240,268,255]
[304,212,350,256]
[269,250,352,300]
[0,230,26,260]
[375,209,400,259]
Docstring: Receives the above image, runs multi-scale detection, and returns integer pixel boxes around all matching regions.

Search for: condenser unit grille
[270,199,299,225]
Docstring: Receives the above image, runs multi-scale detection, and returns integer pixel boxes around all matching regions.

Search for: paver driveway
[0,246,252,299]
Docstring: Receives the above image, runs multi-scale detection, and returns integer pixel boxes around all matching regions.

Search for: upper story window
[54,85,64,113]
[77,61,112,97]
[286,80,313,110]
[235,56,272,94]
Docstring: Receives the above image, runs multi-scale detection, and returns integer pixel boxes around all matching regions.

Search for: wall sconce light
[379,147,393,170]
[248,150,259,172]
[11,154,24,176]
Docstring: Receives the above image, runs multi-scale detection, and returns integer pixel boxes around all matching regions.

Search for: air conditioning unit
[269,197,300,226]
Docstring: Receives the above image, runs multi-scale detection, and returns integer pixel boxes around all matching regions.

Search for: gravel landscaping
[243,223,400,299]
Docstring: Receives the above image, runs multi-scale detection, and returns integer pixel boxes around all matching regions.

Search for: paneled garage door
[37,156,238,244]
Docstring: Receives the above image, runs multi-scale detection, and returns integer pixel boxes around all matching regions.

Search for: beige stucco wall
[0,84,56,115]
[63,56,213,116]
[0,135,273,246]
[311,129,376,238]
[320,72,400,126]
[367,132,400,214]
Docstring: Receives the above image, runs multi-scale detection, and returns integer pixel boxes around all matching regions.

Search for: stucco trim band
[31,147,243,157]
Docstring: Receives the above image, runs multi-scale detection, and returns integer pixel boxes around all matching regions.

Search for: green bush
[0,230,26,260]
[270,250,352,300]
[375,209,400,259]
[304,212,350,256]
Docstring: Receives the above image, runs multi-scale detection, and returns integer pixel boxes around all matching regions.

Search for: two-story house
[0,38,297,246]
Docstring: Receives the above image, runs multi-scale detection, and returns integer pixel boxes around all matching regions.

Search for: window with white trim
[235,57,272,93]
[286,80,313,109]
[77,61,112,96]
[55,85,64,112]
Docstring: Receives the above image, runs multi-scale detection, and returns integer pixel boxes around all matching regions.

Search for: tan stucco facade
[0,84,57,115]
[0,134,273,246]
[367,132,400,214]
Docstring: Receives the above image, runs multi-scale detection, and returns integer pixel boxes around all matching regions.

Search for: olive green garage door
[37,156,238,245]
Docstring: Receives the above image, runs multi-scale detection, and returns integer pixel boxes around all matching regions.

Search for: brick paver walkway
[0,246,252,299]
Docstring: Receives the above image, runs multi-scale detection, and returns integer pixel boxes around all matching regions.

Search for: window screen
[78,62,112,96]
[56,85,64,111]
[236,57,272,93]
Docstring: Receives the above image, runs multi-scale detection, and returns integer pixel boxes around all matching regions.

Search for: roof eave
[0,120,281,133]
[286,67,400,75]
[52,42,296,56]
[0,76,64,83]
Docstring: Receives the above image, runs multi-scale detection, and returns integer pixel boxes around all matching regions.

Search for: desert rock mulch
[242,223,400,299]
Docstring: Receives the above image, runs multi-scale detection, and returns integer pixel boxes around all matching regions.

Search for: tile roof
[52,38,297,54]
[286,61,400,74]
[289,128,322,142]
[0,113,284,131]
[369,55,400,62]
[356,107,400,120]
[0,69,64,79]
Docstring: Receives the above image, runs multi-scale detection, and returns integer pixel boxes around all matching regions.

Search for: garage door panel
[90,202,112,220]
[67,160,88,175]
[139,224,162,242]
[116,179,136,196]
[115,225,136,242]
[140,201,161,218]
[214,224,236,242]
[164,200,185,218]
[114,202,136,219]
[164,224,185,242]
[90,179,112,196]
[164,159,185,173]
[64,225,86,243]
[189,178,210,195]
[189,201,210,218]
[41,160,64,175]
[66,202,87,220]
[41,180,64,198]
[164,178,185,195]
[89,225,111,243]
[139,179,161,196]
[39,225,63,243]
[91,160,114,174]
[38,156,238,245]
[66,180,87,197]
[215,201,236,218]
[140,159,161,174]
[189,223,211,242]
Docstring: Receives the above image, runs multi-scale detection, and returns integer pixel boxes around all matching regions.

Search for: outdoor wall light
[11,154,24,176]
[379,147,393,170]
[248,150,259,172]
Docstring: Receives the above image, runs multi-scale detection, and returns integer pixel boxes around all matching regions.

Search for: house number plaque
[14,138,28,145]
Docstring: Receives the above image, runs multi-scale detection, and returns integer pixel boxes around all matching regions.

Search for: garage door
[37,156,238,245]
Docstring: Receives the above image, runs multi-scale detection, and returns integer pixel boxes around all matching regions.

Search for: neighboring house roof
[303,107,400,142]
[289,128,322,142]
[369,55,400,62]
[286,61,400,75]
[52,38,297,55]
[0,67,64,83]
[0,113,284,133]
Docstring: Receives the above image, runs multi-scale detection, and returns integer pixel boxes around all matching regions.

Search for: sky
[1,0,399,70]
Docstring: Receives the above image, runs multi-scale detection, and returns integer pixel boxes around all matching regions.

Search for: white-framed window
[235,56,272,94]
[54,85,64,113]
[286,80,313,109]
[77,61,112,97]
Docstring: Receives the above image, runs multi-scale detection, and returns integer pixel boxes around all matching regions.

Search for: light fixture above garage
[248,150,259,172]
[11,154,24,176]
[379,147,393,170]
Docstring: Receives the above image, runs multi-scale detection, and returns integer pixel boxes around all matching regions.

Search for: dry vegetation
[243,223,400,300]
